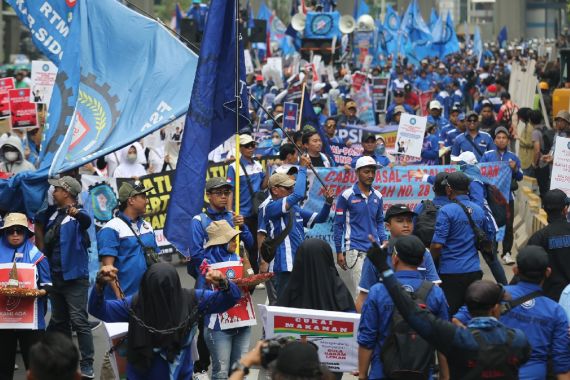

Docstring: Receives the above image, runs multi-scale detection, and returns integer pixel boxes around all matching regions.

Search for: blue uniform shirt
[414,77,433,92]
[333,183,387,253]
[97,212,159,299]
[186,4,208,32]
[431,195,488,274]
[445,127,463,147]
[358,271,449,380]
[427,115,451,143]
[451,131,496,161]
[454,281,570,379]
[227,157,266,218]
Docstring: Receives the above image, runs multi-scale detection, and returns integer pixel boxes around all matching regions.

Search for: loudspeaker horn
[356,14,375,32]
[291,13,306,32]
[339,15,356,34]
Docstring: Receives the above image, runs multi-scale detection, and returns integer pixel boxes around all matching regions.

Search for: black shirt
[528,217,570,301]
[309,154,325,168]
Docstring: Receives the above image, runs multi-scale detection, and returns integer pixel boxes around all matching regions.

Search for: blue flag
[38,0,199,176]
[354,0,370,20]
[498,26,508,48]
[473,26,483,64]
[5,0,74,65]
[383,4,400,56]
[174,3,184,33]
[165,0,249,257]
[463,21,471,48]
[400,0,432,62]
[429,8,439,29]
[301,87,334,160]
[304,12,340,39]
[432,12,459,58]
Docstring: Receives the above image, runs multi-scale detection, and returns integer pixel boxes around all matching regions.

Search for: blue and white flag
[38,0,199,176]
[354,0,370,20]
[383,4,400,57]
[432,12,460,58]
[304,12,340,39]
[473,25,483,65]
[165,0,249,257]
[429,8,439,29]
[5,0,74,65]
[400,0,432,62]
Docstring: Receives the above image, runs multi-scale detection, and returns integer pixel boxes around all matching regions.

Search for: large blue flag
[383,4,400,56]
[429,8,439,29]
[498,26,508,48]
[165,0,249,257]
[473,25,483,64]
[432,12,460,58]
[38,0,199,176]
[400,0,432,62]
[5,0,74,65]
[354,0,370,20]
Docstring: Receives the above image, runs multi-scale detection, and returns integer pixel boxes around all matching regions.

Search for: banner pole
[296,82,307,131]
[234,0,241,256]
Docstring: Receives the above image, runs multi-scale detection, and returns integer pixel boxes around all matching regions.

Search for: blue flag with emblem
[400,0,432,63]
[383,4,400,56]
[38,0,199,176]
[304,12,340,39]
[5,0,74,65]
[165,0,249,257]
[354,0,370,20]
[432,11,459,58]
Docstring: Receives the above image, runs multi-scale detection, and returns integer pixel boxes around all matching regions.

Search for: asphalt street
[12,254,513,380]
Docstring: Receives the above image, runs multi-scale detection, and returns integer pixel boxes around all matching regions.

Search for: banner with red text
[259,305,360,373]
[0,263,38,329]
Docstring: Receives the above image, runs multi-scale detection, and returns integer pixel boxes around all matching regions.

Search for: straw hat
[1,213,33,235]
[204,220,240,248]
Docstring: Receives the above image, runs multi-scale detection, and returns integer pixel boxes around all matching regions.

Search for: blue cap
[458,113,466,121]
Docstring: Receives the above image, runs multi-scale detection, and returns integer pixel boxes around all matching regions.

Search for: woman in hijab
[277,238,355,312]
[0,213,51,379]
[262,129,283,157]
[112,143,147,178]
[89,263,241,380]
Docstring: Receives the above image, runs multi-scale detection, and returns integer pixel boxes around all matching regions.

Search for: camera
[260,337,294,368]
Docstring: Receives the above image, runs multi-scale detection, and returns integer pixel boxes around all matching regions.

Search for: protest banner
[394,114,427,158]
[336,124,384,144]
[351,72,367,92]
[353,31,374,69]
[330,142,363,166]
[208,262,257,329]
[0,263,38,330]
[30,60,58,105]
[283,102,299,131]
[550,136,570,195]
[244,50,255,75]
[352,83,376,126]
[371,75,390,113]
[418,91,433,115]
[259,305,360,373]
[303,163,512,249]
[8,88,37,129]
[0,78,15,120]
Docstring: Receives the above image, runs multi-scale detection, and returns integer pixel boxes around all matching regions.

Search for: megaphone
[356,14,375,32]
[339,15,356,34]
[291,13,306,32]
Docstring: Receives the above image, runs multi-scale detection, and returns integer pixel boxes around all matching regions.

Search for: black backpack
[461,328,518,380]
[381,281,435,380]
[413,200,439,248]
[540,125,555,155]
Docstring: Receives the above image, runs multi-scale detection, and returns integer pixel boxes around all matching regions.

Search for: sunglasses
[5,227,26,236]
[210,190,232,197]
[277,185,294,191]
[467,119,478,123]
[242,143,256,149]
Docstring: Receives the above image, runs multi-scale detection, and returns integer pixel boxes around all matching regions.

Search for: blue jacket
[379,270,531,379]
[358,271,448,379]
[451,131,496,161]
[413,77,433,92]
[264,167,331,272]
[445,127,463,147]
[454,281,570,379]
[187,207,253,277]
[420,134,439,165]
[227,158,266,218]
[333,183,387,253]
[88,283,240,380]
[431,194,488,274]
[0,237,52,329]
[427,115,451,143]
[44,207,91,280]
[481,149,523,201]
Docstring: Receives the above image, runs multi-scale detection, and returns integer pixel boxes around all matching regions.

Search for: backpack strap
[413,281,434,304]
[500,290,543,315]
[239,160,256,199]
[464,135,484,157]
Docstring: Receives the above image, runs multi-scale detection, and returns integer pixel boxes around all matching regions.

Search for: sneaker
[193,371,210,380]
[81,367,95,379]
[89,320,102,331]
[502,252,515,265]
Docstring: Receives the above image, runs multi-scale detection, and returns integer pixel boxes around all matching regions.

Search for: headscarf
[277,239,355,312]
[127,263,197,371]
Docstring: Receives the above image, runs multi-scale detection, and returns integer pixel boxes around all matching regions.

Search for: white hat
[429,100,443,110]
[239,134,255,145]
[355,156,378,170]
[313,82,326,92]
[450,151,478,165]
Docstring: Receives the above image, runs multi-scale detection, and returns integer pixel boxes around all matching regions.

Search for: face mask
[127,153,137,164]
[4,151,18,162]
[375,144,386,156]
[314,107,322,115]
[272,137,282,146]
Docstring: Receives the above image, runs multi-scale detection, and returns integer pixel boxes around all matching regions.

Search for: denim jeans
[47,275,94,371]
[205,326,251,380]
[273,271,291,301]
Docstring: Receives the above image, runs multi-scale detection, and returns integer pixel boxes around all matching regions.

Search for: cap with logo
[385,204,417,220]
[393,105,406,114]
[118,181,153,203]
[355,156,378,170]
[269,173,295,188]
[441,171,470,192]
[48,176,82,197]
[429,100,442,110]
[205,177,233,192]
[393,235,425,266]
[543,189,570,211]
[204,220,241,248]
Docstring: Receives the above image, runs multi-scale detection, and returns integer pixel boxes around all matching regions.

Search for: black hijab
[127,263,197,371]
[277,239,355,312]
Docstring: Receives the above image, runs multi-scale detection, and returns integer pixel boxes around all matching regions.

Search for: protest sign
[8,88,37,129]
[264,57,284,88]
[259,305,360,373]
[303,163,511,249]
[244,50,255,75]
[353,31,374,69]
[0,263,38,330]
[0,78,15,91]
[208,262,256,329]
[351,72,367,92]
[30,60,58,105]
[283,102,299,131]
[352,83,376,126]
[418,91,434,116]
[0,92,10,120]
[550,136,570,195]
[330,142,363,166]
[394,114,427,159]
[371,75,390,112]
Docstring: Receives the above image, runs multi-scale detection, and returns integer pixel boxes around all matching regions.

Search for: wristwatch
[230,361,249,376]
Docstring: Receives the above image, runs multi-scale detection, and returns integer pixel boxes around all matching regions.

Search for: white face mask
[127,153,137,164]
[272,137,282,146]
[4,151,18,162]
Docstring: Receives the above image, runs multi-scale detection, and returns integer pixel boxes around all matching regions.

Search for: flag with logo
[497,26,508,48]
[165,0,249,257]
[38,0,199,176]
[400,0,432,63]
[383,5,400,57]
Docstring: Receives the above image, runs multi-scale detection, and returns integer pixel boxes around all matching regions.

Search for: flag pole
[296,82,307,131]
[234,0,241,256]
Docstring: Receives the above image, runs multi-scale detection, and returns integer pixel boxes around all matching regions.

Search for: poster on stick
[9,88,37,129]
[30,60,58,105]
[550,136,570,195]
[394,114,427,159]
[0,263,38,330]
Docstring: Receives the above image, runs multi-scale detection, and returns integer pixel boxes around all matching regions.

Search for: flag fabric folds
[354,0,370,20]
[39,0,199,176]
[383,4,400,57]
[165,0,248,257]
[400,0,432,63]
[432,12,460,58]
[498,26,508,48]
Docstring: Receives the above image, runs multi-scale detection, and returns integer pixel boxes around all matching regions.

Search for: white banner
[30,60,57,106]
[395,114,427,159]
[550,136,570,195]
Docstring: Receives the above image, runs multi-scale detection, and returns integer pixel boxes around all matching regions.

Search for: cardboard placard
[9,88,37,129]
[0,263,38,330]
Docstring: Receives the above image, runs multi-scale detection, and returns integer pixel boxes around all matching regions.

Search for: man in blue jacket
[358,235,449,380]
[42,176,94,378]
